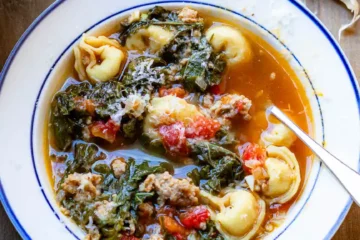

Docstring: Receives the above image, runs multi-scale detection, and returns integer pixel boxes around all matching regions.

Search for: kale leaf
[60,156,167,239]
[121,56,167,90]
[51,115,74,151]
[200,156,244,193]
[132,192,155,210]
[50,82,92,150]
[88,81,125,118]
[121,118,139,139]
[183,49,211,91]
[101,159,166,238]
[50,80,128,150]
[189,141,240,165]
[73,143,107,172]
[59,142,107,187]
[188,141,244,193]
[182,37,226,92]
[119,20,150,45]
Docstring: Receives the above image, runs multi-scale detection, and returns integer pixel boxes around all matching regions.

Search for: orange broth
[45,11,313,239]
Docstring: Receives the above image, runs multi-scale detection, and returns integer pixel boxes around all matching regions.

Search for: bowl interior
[31,3,323,239]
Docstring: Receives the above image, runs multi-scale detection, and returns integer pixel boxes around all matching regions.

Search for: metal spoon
[269,105,360,206]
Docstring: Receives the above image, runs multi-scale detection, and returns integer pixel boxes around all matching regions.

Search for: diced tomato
[159,216,187,239]
[185,116,220,140]
[241,143,266,161]
[158,122,189,155]
[236,101,244,111]
[90,119,120,143]
[73,97,96,116]
[159,87,186,98]
[209,85,221,95]
[238,143,266,173]
[180,205,210,229]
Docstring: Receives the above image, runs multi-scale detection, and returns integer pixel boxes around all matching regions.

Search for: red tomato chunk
[158,122,189,155]
[239,143,266,174]
[90,119,120,143]
[185,116,220,140]
[210,85,221,95]
[180,205,210,229]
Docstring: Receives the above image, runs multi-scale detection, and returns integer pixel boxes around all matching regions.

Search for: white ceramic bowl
[0,0,359,239]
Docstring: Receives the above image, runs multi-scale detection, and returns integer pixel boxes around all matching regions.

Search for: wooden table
[0,0,359,239]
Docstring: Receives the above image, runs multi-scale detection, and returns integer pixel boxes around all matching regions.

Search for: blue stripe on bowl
[0,0,358,239]
[288,0,360,238]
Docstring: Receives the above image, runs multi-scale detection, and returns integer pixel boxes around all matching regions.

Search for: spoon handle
[270,106,360,206]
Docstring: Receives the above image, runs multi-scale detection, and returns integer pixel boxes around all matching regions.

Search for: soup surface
[47,6,313,240]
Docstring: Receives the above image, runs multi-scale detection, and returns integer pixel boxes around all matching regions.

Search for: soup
[47,6,313,240]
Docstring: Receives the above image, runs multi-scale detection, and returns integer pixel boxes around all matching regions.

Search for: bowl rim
[0,1,359,240]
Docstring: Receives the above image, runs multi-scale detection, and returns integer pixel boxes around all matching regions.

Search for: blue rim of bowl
[0,0,359,239]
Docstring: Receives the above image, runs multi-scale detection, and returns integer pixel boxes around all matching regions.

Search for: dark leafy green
[188,141,244,193]
[89,81,125,118]
[119,6,188,45]
[183,49,211,91]
[58,142,107,188]
[214,126,238,146]
[121,56,167,90]
[189,141,240,164]
[121,118,139,139]
[182,37,226,92]
[50,82,92,150]
[200,156,243,193]
[132,192,155,210]
[119,20,150,45]
[59,155,167,239]
[51,115,74,151]
[99,159,166,238]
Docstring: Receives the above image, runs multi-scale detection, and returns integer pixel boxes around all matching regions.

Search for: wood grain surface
[0,0,359,239]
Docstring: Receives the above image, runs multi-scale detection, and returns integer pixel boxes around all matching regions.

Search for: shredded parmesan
[123,93,150,118]
[110,93,150,123]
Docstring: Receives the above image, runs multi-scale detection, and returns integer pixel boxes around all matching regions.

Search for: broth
[45,8,313,239]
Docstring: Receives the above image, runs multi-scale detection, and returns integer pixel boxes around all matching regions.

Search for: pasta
[201,190,266,240]
[48,6,311,240]
[74,34,125,82]
[143,95,203,142]
[261,123,297,147]
[206,25,252,65]
[262,145,301,204]
[125,25,174,53]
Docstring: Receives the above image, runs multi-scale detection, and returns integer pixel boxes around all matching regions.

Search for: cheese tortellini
[261,123,297,148]
[261,145,301,204]
[125,25,174,53]
[143,95,203,141]
[206,25,252,66]
[74,34,125,83]
[201,190,265,240]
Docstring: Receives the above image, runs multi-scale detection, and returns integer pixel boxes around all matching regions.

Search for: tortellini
[143,95,203,141]
[74,34,125,83]
[125,25,174,53]
[206,25,252,66]
[200,189,265,240]
[261,123,297,148]
[261,145,301,204]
